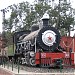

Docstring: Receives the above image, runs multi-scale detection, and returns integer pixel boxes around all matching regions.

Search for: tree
[2,0,75,36]
[48,0,75,36]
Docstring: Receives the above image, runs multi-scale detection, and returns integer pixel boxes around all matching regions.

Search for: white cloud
[0,0,34,9]
[71,0,75,8]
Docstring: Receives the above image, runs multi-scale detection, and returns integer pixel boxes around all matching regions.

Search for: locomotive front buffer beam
[35,52,75,68]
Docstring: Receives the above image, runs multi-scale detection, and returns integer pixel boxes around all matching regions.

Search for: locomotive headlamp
[37,26,60,51]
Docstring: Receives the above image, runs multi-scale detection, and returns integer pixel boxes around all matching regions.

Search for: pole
[18,57,20,73]
[35,38,36,53]
[73,37,74,52]
[13,34,15,55]
[7,58,9,69]
[4,57,5,68]
[69,48,72,65]
[57,0,60,29]
[12,57,14,71]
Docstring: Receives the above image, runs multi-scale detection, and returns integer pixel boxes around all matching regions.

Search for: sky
[0,0,75,36]
[0,0,34,33]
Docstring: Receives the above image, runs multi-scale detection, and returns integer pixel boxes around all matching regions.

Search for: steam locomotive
[13,13,75,67]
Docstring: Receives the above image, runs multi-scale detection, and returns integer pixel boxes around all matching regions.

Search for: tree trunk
[68,27,70,36]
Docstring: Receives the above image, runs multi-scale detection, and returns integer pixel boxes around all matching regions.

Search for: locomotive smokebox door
[37,27,60,51]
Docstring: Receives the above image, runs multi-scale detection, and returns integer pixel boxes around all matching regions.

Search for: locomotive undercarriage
[21,51,36,66]
[15,40,36,66]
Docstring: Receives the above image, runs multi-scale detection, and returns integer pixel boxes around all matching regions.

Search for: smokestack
[42,13,49,27]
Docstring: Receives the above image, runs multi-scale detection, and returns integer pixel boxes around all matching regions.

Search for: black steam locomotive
[14,13,62,66]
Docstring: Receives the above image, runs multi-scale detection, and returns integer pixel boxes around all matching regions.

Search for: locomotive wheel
[29,58,36,66]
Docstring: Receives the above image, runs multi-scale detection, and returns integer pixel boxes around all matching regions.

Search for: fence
[0,56,74,73]
[0,57,20,73]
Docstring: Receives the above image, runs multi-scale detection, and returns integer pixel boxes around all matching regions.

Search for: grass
[7,45,14,56]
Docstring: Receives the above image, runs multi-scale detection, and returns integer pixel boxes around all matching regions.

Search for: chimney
[41,13,49,27]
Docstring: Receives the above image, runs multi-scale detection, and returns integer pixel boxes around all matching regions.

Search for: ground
[0,68,13,75]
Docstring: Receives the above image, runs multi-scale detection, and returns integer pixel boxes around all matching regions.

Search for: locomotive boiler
[14,13,75,67]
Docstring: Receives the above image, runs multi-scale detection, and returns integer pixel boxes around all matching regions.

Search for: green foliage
[8,45,14,56]
[10,11,18,19]
[2,31,13,46]
[35,2,51,18]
